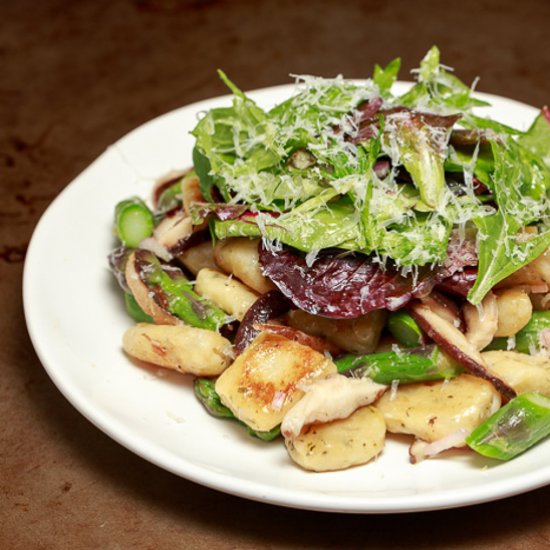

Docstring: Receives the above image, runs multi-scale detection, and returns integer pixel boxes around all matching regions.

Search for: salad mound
[110,47,550,471]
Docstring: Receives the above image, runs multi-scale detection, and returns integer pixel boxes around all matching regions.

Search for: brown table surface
[3,0,550,548]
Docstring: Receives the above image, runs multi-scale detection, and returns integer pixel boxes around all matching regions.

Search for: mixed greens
[111,47,550,470]
[191,46,550,309]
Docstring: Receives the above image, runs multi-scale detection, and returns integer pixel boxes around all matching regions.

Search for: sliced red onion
[409,428,471,464]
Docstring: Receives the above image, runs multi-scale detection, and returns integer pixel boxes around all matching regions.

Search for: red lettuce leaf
[259,236,480,318]
[259,244,435,319]
[435,267,478,297]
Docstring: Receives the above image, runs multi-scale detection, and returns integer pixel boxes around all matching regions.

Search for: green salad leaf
[518,108,550,167]
[191,47,550,294]
[398,46,489,113]
[468,139,550,303]
[373,57,401,98]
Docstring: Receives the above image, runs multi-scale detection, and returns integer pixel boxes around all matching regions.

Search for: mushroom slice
[281,374,386,440]
[125,250,179,326]
[409,301,516,399]
[421,291,463,330]
[181,172,205,218]
[463,291,498,351]
[152,169,188,209]
[153,210,193,254]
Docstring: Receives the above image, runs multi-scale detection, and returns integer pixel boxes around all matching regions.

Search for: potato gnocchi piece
[195,268,258,321]
[494,288,532,337]
[178,241,218,275]
[287,309,386,354]
[123,323,233,376]
[482,350,550,396]
[376,374,501,442]
[285,406,386,472]
[214,238,275,294]
[215,331,337,432]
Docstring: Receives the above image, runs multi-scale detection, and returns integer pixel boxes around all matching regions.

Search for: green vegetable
[487,311,550,354]
[214,195,362,252]
[445,143,495,187]
[155,178,183,214]
[515,312,550,353]
[190,47,550,283]
[193,378,234,418]
[387,310,423,347]
[335,345,461,384]
[468,140,550,304]
[398,46,489,113]
[385,113,447,209]
[466,392,550,460]
[191,71,284,205]
[246,425,281,442]
[193,147,223,202]
[373,57,401,98]
[518,109,550,168]
[124,293,153,323]
[115,197,154,247]
[193,378,280,441]
[135,250,228,330]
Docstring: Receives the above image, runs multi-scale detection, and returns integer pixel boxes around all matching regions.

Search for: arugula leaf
[213,186,365,252]
[191,72,284,203]
[373,57,401,98]
[381,110,460,210]
[380,213,452,266]
[468,139,550,303]
[445,143,494,186]
[518,107,550,167]
[460,114,522,136]
[399,46,489,113]
[193,146,219,202]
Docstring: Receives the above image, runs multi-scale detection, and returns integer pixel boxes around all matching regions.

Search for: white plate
[23,82,550,513]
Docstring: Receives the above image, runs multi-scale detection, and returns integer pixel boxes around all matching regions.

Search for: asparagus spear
[115,197,155,247]
[335,345,461,384]
[466,392,550,460]
[124,292,153,323]
[485,311,550,353]
[194,378,234,418]
[133,249,228,331]
[193,378,281,441]
[155,178,183,215]
[387,310,424,347]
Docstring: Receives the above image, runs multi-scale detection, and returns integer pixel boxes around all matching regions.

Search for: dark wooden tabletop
[3,0,550,547]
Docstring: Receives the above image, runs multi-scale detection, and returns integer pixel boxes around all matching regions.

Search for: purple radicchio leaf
[234,290,292,354]
[258,244,435,319]
[435,267,478,298]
